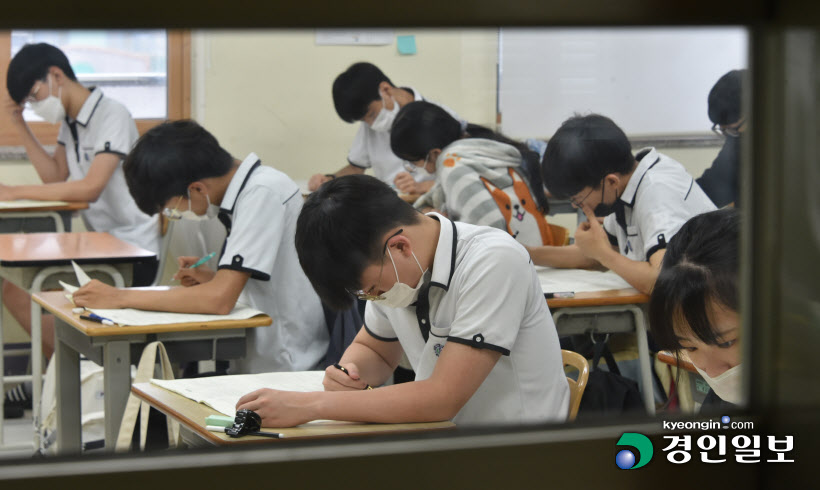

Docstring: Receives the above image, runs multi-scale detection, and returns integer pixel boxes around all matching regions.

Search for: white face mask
[369,95,400,133]
[180,189,220,221]
[29,76,65,125]
[378,248,427,308]
[694,363,743,405]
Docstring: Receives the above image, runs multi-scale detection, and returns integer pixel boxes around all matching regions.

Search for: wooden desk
[32,290,272,454]
[0,200,88,233]
[0,232,155,451]
[540,268,654,414]
[132,382,455,447]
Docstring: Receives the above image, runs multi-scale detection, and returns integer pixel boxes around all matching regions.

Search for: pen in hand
[188,251,217,269]
[333,363,373,390]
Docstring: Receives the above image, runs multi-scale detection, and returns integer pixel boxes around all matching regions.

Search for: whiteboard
[498,28,748,139]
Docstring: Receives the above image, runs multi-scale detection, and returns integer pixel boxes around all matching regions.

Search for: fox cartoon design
[481,168,554,246]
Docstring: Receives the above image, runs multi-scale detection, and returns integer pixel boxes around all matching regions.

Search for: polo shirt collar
[72,87,104,127]
[426,212,458,291]
[620,147,661,208]
[220,153,261,215]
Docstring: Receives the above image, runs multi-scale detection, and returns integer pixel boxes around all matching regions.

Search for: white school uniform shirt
[603,147,717,261]
[364,214,569,425]
[56,88,160,253]
[347,87,465,186]
[218,153,328,373]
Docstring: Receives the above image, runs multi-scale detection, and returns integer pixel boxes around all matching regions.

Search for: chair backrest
[562,349,590,421]
[548,223,571,246]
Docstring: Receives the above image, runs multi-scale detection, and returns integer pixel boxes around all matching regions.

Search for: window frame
[0,29,190,147]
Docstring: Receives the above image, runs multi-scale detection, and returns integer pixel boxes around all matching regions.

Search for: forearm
[528,244,600,269]
[339,338,400,387]
[596,248,659,294]
[9,179,101,202]
[117,283,238,315]
[415,180,434,194]
[304,377,458,423]
[16,127,67,183]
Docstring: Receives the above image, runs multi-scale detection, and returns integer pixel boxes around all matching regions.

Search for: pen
[333,363,373,390]
[189,252,217,269]
[80,313,116,326]
[206,425,286,438]
[544,291,575,299]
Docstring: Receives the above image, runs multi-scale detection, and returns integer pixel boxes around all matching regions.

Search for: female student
[389,101,559,247]
[648,208,742,408]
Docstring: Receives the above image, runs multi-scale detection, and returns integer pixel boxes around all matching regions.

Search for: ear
[604,173,620,189]
[429,148,442,161]
[389,234,413,256]
[378,81,392,97]
[187,181,207,195]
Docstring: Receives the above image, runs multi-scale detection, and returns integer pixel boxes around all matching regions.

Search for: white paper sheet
[151,371,327,417]
[0,199,69,209]
[536,266,633,294]
[88,303,265,326]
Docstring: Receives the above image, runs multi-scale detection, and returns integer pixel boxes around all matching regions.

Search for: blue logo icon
[722,416,730,424]
[616,433,654,469]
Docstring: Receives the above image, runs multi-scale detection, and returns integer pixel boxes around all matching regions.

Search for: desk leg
[55,321,81,455]
[103,341,131,451]
[29,298,43,451]
[626,305,656,415]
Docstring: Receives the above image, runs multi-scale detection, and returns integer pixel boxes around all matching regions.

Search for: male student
[307,62,464,195]
[2,43,160,416]
[528,114,716,295]
[73,120,329,374]
[235,174,569,427]
[697,69,747,208]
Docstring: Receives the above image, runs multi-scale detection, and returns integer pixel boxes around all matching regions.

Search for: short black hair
[7,43,78,104]
[648,208,740,351]
[332,62,393,123]
[708,69,746,125]
[391,101,549,212]
[295,175,423,310]
[123,120,234,215]
[541,114,634,199]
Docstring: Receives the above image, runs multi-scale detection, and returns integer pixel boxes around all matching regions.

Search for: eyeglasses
[162,195,185,221]
[23,81,43,105]
[569,187,596,208]
[349,228,403,301]
[403,151,434,174]
[711,118,745,138]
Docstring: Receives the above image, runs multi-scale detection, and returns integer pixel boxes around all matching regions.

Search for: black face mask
[593,185,620,217]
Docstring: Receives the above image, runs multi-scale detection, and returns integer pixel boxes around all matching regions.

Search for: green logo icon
[615,433,653,469]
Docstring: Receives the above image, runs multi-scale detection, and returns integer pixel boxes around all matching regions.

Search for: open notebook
[60,261,266,326]
[151,371,326,417]
[536,266,632,294]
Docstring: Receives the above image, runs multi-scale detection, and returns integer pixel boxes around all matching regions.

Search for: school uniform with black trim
[363,213,569,425]
[56,87,160,255]
[347,87,464,186]
[603,147,717,261]
[218,153,328,373]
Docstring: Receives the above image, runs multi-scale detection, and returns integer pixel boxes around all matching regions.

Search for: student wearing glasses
[696,69,747,208]
[234,174,569,427]
[73,120,329,374]
[528,114,716,294]
[1,44,160,416]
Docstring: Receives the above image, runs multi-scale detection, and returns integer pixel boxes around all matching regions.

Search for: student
[529,114,716,294]
[649,208,742,408]
[1,43,160,416]
[389,101,557,247]
[697,69,747,208]
[235,174,569,427]
[307,62,463,195]
[73,120,329,374]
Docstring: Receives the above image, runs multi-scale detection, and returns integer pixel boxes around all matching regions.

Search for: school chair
[547,223,571,246]
[562,349,590,421]
[151,215,175,286]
